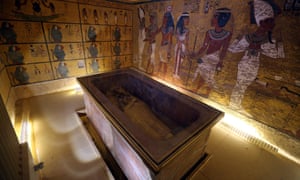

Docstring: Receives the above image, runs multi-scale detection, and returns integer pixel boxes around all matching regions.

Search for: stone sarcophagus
[78,68,223,179]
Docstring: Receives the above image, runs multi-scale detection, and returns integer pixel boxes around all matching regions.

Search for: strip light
[220,112,300,165]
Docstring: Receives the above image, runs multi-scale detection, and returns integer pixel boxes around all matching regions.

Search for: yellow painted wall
[0,65,11,103]
[0,0,134,86]
[0,0,299,141]
[131,0,300,139]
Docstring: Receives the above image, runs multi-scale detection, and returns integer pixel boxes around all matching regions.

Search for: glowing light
[73,84,83,94]
[277,148,300,165]
[156,78,300,166]
[66,85,83,96]
[221,113,261,139]
[69,128,101,163]
[20,119,29,144]
[19,115,36,160]
[220,111,300,165]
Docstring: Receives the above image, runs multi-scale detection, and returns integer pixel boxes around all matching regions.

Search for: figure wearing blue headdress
[174,12,190,79]
[191,8,232,97]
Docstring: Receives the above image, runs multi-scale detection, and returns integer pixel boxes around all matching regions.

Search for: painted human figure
[51,25,62,43]
[124,12,128,25]
[113,26,121,41]
[113,42,121,56]
[137,7,146,70]
[7,45,24,64]
[158,5,174,76]
[57,62,68,78]
[94,9,99,24]
[82,8,88,23]
[91,59,99,73]
[145,12,159,74]
[204,0,210,14]
[0,22,17,43]
[14,66,29,84]
[228,0,284,110]
[114,11,118,25]
[114,56,121,69]
[191,8,232,96]
[173,12,190,79]
[104,11,108,24]
[88,43,98,58]
[53,44,65,61]
[88,26,97,42]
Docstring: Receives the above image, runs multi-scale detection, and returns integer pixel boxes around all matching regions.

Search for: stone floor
[21,90,300,180]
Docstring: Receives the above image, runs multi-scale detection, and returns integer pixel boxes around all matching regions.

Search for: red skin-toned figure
[192,9,232,96]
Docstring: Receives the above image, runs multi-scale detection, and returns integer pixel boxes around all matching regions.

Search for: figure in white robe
[228,0,283,110]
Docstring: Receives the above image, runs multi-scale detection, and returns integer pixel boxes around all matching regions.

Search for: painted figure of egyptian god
[191,8,232,97]
[228,0,284,111]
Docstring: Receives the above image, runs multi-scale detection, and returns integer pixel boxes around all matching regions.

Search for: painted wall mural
[134,0,300,140]
[0,0,133,86]
[283,0,300,15]
[191,8,232,97]
[157,5,174,77]
[0,0,299,141]
[137,7,146,70]
[145,11,159,74]
[228,0,284,111]
[173,11,190,81]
